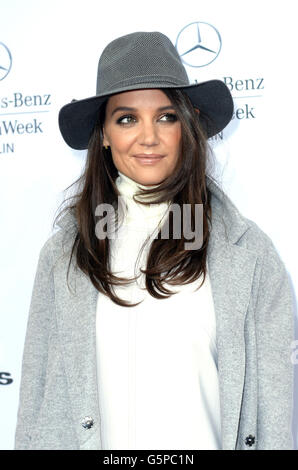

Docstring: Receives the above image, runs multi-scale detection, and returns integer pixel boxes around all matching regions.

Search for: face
[102,88,182,186]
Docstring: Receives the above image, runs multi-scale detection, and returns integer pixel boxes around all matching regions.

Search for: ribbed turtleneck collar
[115,170,170,225]
[115,170,161,200]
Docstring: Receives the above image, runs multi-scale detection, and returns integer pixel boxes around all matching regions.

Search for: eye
[160,113,178,122]
[116,114,135,125]
[116,113,178,125]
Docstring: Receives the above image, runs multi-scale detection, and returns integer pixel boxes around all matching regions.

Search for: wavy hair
[53,88,217,307]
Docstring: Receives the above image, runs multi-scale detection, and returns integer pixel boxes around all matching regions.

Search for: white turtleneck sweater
[95,170,221,450]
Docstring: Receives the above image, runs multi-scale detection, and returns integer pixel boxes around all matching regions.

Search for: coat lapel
[55,177,258,450]
[53,217,102,449]
[207,227,257,449]
[206,176,258,449]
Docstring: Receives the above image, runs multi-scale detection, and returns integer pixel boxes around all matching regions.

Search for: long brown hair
[53,88,217,307]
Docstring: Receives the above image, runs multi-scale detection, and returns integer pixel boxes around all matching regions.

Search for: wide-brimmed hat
[58,31,234,150]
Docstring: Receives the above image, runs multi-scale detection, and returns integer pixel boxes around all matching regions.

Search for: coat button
[81,416,94,429]
[245,434,255,446]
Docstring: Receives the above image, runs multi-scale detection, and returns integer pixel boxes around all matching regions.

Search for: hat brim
[58,79,234,150]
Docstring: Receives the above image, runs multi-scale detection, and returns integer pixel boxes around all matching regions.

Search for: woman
[15,31,294,450]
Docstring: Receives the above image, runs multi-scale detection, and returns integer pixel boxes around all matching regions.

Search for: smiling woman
[15,31,294,451]
[61,83,212,308]
[102,89,182,187]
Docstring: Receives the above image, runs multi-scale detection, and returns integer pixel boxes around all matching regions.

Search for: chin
[139,178,163,187]
[136,173,166,187]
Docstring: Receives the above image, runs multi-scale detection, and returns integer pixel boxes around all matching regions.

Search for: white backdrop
[0,0,297,450]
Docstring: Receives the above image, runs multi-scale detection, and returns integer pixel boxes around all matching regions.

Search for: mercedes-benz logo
[176,22,222,68]
[0,42,12,81]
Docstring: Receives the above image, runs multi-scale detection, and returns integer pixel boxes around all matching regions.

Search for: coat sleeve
[254,234,295,449]
[14,238,55,449]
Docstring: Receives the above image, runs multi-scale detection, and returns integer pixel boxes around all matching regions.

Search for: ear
[102,127,110,147]
[194,107,200,115]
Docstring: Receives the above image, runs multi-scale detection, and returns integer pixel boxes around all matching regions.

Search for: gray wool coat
[14,175,295,450]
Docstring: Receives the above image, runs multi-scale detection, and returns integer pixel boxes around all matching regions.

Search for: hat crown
[96,31,190,95]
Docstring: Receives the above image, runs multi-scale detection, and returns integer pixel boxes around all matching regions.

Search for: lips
[134,154,165,159]
[133,154,165,165]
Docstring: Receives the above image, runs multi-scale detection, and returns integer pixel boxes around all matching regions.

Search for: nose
[137,119,159,147]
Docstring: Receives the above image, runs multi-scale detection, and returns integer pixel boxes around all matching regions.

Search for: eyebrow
[111,105,175,117]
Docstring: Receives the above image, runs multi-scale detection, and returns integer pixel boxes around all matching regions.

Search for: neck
[115,171,162,202]
[114,170,171,225]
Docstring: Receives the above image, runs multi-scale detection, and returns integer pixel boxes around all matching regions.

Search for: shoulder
[238,216,280,256]
[240,217,290,287]
[207,175,285,265]
[37,211,77,269]
[220,200,293,321]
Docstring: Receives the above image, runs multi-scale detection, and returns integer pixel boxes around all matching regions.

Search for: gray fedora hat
[58,31,234,150]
